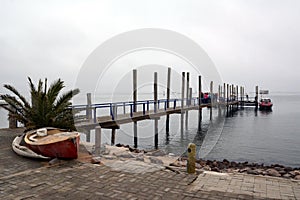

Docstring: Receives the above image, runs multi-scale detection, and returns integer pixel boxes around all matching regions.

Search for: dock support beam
[181,72,185,134]
[166,67,171,136]
[185,72,190,130]
[198,76,202,132]
[255,86,259,109]
[154,72,158,149]
[133,69,138,148]
[210,81,213,120]
[111,129,116,145]
[226,84,229,117]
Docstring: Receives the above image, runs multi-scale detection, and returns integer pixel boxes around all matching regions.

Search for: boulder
[284,167,293,172]
[211,167,220,172]
[283,173,292,179]
[247,169,260,175]
[294,175,300,180]
[91,157,101,164]
[202,165,211,171]
[294,170,300,176]
[266,169,281,177]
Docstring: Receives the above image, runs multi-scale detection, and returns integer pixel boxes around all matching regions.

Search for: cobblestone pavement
[1,128,300,199]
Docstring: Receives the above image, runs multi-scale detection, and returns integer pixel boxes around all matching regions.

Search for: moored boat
[24,127,80,159]
[259,98,273,110]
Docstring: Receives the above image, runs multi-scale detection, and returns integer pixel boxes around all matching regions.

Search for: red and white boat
[259,98,273,110]
[24,127,80,159]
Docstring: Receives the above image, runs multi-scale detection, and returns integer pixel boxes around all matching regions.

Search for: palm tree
[0,77,80,131]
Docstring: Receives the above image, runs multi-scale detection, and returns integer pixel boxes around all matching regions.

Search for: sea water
[1,94,299,167]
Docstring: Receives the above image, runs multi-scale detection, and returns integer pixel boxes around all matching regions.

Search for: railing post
[94,108,97,123]
[86,93,92,121]
[113,104,117,120]
[130,104,133,118]
[110,103,114,120]
[123,102,126,114]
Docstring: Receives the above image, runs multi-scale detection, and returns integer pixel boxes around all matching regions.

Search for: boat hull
[259,104,273,110]
[26,136,79,159]
[25,128,80,159]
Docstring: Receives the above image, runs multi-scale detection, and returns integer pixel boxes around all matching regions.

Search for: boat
[24,127,80,159]
[259,98,273,110]
[258,90,273,110]
[12,134,51,159]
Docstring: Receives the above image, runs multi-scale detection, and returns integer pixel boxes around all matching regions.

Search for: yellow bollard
[187,143,196,174]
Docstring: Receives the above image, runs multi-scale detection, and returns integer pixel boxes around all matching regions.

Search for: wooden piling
[95,126,101,155]
[133,69,138,148]
[198,76,202,132]
[154,72,158,149]
[226,83,229,116]
[185,72,190,130]
[236,85,239,110]
[223,83,226,100]
[255,86,259,109]
[166,67,171,135]
[111,129,116,145]
[210,81,213,120]
[181,72,185,134]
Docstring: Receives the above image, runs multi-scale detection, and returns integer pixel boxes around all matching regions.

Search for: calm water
[1,95,300,167]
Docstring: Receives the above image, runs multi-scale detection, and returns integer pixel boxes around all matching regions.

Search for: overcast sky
[1,0,300,99]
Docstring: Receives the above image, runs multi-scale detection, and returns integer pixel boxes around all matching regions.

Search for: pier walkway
[1,128,300,200]
[73,97,239,129]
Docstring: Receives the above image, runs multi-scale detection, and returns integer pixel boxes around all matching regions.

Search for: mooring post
[86,93,92,121]
[198,76,202,132]
[187,143,196,174]
[133,69,138,148]
[181,72,185,134]
[95,126,101,155]
[154,72,158,149]
[8,105,17,128]
[166,67,171,135]
[210,81,213,120]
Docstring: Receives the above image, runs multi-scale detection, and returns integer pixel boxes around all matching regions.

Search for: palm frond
[3,84,30,108]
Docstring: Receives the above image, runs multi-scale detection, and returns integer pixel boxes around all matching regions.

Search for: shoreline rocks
[103,144,300,180]
[175,157,300,180]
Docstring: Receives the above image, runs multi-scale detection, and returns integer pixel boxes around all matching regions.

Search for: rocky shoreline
[109,144,300,180]
[173,157,300,180]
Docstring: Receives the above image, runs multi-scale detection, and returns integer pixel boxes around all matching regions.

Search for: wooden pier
[71,68,253,150]
[1,68,261,151]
